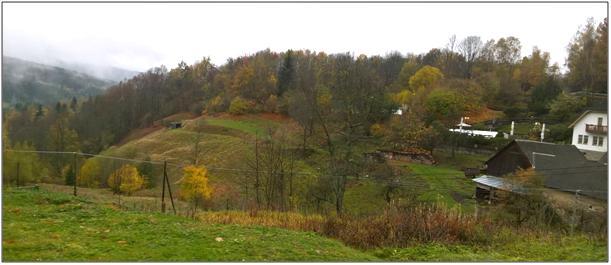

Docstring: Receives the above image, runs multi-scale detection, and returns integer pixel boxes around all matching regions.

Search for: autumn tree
[78,157,102,188]
[107,164,144,195]
[180,165,213,217]
[567,18,608,93]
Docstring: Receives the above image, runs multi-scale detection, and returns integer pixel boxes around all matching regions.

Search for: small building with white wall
[568,110,608,155]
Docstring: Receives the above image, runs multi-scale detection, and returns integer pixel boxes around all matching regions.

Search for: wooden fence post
[73,152,77,196]
[161,161,167,213]
[16,162,20,186]
[164,164,177,215]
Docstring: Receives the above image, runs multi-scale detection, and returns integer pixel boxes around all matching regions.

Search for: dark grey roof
[488,139,608,201]
[536,157,608,200]
[515,141,608,200]
[513,140,588,167]
[599,152,608,165]
[473,175,526,194]
[581,150,607,161]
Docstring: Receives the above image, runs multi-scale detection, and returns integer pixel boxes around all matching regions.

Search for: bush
[369,123,385,137]
[107,164,144,195]
[228,97,252,115]
[196,204,496,249]
[78,158,102,188]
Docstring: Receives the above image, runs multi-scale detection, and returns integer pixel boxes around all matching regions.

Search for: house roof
[568,110,607,128]
[581,149,607,161]
[599,152,608,165]
[473,175,526,194]
[537,157,608,200]
[486,139,608,200]
[486,139,586,167]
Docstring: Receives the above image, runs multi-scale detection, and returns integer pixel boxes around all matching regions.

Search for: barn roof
[486,139,586,167]
[486,139,608,201]
[473,175,526,194]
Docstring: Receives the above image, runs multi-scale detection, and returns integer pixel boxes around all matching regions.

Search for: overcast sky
[3,2,607,72]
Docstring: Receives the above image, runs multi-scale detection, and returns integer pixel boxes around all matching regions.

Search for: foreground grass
[2,188,376,261]
[5,187,606,262]
[371,236,607,262]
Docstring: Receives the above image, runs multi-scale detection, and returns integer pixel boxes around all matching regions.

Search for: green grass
[2,188,377,261]
[343,180,388,216]
[204,117,279,135]
[371,236,607,262]
[391,163,476,212]
[433,150,489,169]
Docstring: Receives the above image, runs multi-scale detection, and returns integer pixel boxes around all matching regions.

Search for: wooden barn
[481,139,607,201]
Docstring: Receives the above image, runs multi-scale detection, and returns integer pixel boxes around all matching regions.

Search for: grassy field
[2,188,376,262]
[371,236,607,262]
[3,187,606,262]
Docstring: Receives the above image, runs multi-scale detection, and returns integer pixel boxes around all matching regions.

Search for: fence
[2,149,201,216]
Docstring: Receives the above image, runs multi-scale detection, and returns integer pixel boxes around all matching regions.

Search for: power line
[5,149,607,180]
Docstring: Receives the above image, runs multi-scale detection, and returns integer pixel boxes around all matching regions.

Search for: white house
[569,110,608,154]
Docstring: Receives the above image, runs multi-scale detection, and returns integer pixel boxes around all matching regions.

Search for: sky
[3,2,608,73]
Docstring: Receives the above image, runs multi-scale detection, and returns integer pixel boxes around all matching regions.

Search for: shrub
[78,158,102,188]
[196,204,496,249]
[370,123,385,137]
[228,97,252,115]
[107,164,144,195]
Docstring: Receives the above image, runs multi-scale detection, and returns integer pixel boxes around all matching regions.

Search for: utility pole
[510,121,515,136]
[73,152,77,196]
[540,123,546,142]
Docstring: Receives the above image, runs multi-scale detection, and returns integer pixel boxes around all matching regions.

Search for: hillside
[2,56,112,106]
[2,188,376,261]
[94,113,480,215]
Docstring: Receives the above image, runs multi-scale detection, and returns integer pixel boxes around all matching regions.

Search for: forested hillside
[2,56,111,107]
[5,18,607,154]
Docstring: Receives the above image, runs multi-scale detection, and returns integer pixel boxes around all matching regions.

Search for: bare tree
[459,36,483,78]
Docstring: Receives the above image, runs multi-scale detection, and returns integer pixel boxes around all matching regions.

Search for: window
[593,136,598,146]
[578,135,583,144]
[598,117,603,126]
[599,137,604,147]
[584,135,589,145]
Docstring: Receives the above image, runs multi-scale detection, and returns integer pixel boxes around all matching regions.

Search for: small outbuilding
[168,122,183,129]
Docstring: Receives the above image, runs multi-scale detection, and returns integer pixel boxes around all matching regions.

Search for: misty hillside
[2,56,112,106]
[53,60,140,82]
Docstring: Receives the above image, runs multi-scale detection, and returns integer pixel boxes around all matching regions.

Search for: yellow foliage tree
[408,66,444,92]
[78,158,102,188]
[180,165,213,215]
[107,164,144,195]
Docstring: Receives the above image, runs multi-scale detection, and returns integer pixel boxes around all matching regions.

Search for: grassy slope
[371,238,607,262]
[2,188,376,262]
[343,160,478,215]
[104,114,486,215]
[4,188,606,262]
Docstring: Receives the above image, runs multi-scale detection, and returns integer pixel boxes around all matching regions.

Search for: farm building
[478,139,607,201]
